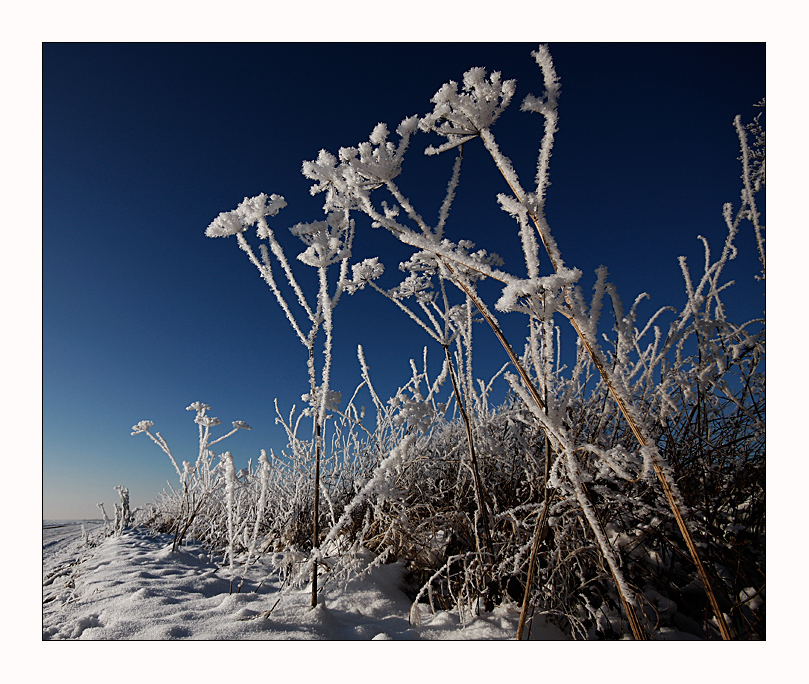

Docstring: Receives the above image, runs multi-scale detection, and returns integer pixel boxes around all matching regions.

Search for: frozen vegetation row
[118,46,764,639]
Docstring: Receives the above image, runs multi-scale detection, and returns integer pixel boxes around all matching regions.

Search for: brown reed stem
[443,344,494,562]
[441,260,545,416]
[516,483,552,640]
[492,157,732,640]
[311,415,321,608]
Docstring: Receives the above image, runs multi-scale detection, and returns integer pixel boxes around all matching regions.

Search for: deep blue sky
[43,43,765,519]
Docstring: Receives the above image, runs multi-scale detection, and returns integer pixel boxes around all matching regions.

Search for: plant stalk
[494,159,732,641]
[311,416,322,608]
[515,485,551,640]
[443,344,494,562]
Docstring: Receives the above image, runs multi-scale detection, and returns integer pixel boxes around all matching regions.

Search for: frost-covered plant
[170,44,766,638]
[207,192,358,606]
[131,403,252,553]
[348,247,509,559]
[288,44,763,638]
[235,449,272,592]
[97,502,110,531]
[113,486,131,535]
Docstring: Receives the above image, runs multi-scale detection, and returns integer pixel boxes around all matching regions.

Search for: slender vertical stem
[517,316,556,640]
[444,344,494,561]
[733,115,765,278]
[515,476,551,640]
[311,417,321,607]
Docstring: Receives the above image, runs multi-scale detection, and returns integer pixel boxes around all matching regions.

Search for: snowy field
[37,523,781,684]
[42,522,567,641]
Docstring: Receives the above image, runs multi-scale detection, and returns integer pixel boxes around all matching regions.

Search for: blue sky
[43,42,765,520]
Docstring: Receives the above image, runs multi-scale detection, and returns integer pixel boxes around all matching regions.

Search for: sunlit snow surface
[42,525,567,640]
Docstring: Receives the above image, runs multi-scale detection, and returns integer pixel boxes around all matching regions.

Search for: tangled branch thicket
[133,46,764,639]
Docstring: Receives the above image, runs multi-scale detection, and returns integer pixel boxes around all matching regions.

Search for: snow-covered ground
[36,520,784,684]
[42,523,567,641]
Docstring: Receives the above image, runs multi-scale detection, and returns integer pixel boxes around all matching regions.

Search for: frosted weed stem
[483,73,732,638]
[444,343,494,562]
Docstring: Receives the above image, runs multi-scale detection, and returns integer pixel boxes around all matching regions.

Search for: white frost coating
[344,257,384,294]
[391,391,435,432]
[369,277,439,342]
[577,443,649,482]
[302,116,418,213]
[130,420,154,435]
[205,194,287,238]
[322,433,417,547]
[317,265,335,428]
[498,193,540,279]
[131,420,182,477]
[435,151,463,240]
[249,240,307,345]
[208,419,252,448]
[384,180,430,236]
[239,449,272,589]
[97,502,110,526]
[391,272,434,302]
[221,452,236,573]
[420,68,516,155]
[494,268,581,315]
[521,44,561,211]
[194,414,222,428]
[504,373,564,446]
[302,149,356,212]
[733,112,766,277]
[479,128,528,202]
[301,385,342,416]
[260,226,315,320]
[186,401,210,413]
[564,449,637,606]
[357,345,385,415]
[350,116,418,183]
[585,265,609,340]
[290,211,352,268]
[505,369,638,607]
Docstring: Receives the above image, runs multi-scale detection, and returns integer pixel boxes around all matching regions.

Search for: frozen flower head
[195,414,222,428]
[494,268,581,315]
[302,149,355,212]
[231,420,252,430]
[186,402,210,414]
[206,193,287,238]
[303,116,418,212]
[420,68,516,155]
[290,211,352,268]
[391,273,433,303]
[345,258,385,294]
[131,420,154,435]
[391,393,434,433]
[349,116,419,184]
